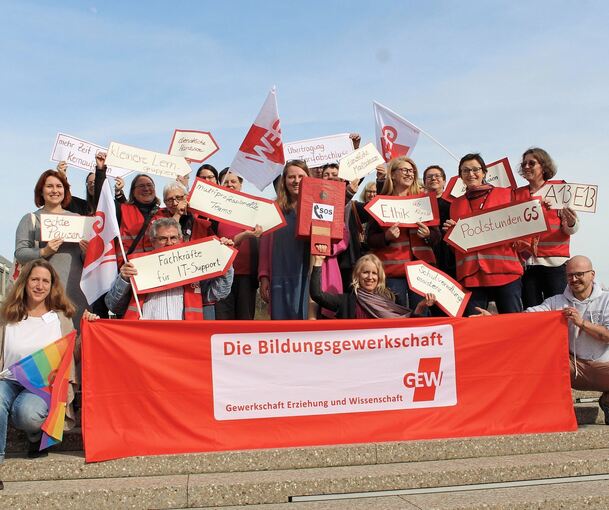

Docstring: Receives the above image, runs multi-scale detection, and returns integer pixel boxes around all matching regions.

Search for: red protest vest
[375,228,436,278]
[450,187,523,284]
[119,203,164,258]
[514,181,571,258]
[123,282,205,320]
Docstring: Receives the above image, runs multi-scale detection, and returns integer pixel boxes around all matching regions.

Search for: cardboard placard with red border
[404,261,471,317]
[168,129,220,163]
[442,157,517,203]
[128,236,237,294]
[445,198,550,254]
[365,192,440,228]
[187,178,286,235]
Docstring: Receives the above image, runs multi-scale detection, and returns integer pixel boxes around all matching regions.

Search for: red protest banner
[82,312,575,462]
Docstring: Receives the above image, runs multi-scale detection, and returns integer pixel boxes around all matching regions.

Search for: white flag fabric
[80,180,120,304]
[373,101,421,162]
[230,88,285,191]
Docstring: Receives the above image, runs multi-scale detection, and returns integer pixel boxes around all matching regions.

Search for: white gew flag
[80,180,120,304]
[373,101,421,162]
[230,87,285,191]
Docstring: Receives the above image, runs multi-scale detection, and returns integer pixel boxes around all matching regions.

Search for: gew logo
[403,357,443,402]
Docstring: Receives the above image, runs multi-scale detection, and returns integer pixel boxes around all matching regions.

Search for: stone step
[203,478,609,509]
[575,402,606,425]
[5,427,83,454]
[2,449,609,509]
[1,425,608,483]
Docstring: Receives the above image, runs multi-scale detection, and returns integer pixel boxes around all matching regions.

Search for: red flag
[373,101,420,162]
[80,180,120,304]
[230,87,285,191]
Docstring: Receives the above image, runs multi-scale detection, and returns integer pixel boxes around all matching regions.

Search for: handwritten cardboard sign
[338,142,384,181]
[187,178,286,234]
[40,214,95,243]
[446,198,549,253]
[129,237,237,294]
[283,133,353,169]
[105,142,191,179]
[404,261,471,317]
[443,157,517,201]
[536,182,598,213]
[168,130,219,163]
[365,193,440,228]
[50,133,132,178]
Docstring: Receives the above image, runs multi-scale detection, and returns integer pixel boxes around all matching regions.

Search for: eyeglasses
[155,235,180,244]
[425,174,444,181]
[522,161,538,168]
[566,270,593,280]
[394,167,415,175]
[460,167,483,175]
[165,195,185,204]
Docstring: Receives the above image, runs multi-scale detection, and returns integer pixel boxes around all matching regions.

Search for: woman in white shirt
[0,259,88,489]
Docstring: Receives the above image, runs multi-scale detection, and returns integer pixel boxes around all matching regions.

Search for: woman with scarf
[310,252,435,319]
[444,153,523,316]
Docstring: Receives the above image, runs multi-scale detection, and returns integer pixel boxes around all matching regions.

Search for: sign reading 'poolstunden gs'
[211,325,457,420]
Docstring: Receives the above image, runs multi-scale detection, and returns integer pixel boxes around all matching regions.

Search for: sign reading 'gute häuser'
[446,198,549,253]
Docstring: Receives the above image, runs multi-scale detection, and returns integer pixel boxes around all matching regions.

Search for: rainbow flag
[8,330,76,450]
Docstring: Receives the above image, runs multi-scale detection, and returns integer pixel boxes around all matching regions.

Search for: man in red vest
[105,218,233,320]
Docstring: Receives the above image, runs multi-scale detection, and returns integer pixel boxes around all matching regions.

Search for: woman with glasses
[514,148,579,307]
[114,174,165,262]
[366,156,439,309]
[444,153,523,316]
[161,182,212,242]
[259,160,312,319]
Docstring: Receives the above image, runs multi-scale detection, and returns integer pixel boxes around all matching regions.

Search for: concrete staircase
[1,391,607,509]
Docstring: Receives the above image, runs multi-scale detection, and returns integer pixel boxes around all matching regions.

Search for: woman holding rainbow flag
[0,259,96,491]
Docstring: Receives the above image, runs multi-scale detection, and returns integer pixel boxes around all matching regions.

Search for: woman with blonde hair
[310,253,435,319]
[367,156,439,308]
[0,259,96,485]
[259,160,312,319]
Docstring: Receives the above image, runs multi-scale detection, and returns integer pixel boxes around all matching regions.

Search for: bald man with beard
[477,255,609,424]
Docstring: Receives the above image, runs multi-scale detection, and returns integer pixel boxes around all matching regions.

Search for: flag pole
[374,101,459,161]
[115,235,143,319]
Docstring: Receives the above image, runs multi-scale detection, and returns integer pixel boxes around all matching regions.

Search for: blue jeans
[0,379,48,462]
[464,278,523,316]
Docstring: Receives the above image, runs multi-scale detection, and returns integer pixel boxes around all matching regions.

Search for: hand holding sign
[129,237,236,294]
[537,182,598,213]
[365,193,440,228]
[446,199,549,253]
[187,178,286,234]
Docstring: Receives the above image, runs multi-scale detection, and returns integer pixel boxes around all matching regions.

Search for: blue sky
[2,0,609,284]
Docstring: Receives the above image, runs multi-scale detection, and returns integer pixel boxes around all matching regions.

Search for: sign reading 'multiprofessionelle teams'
[211,325,456,420]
